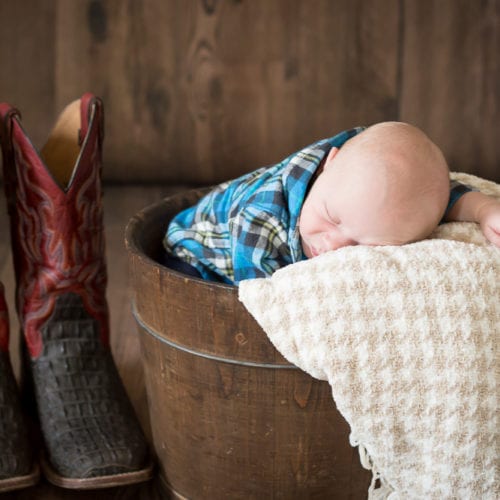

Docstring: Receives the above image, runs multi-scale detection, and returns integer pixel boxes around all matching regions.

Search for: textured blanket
[239,173,499,499]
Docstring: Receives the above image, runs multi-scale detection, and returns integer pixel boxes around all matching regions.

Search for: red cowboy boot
[0,94,153,488]
[0,282,39,492]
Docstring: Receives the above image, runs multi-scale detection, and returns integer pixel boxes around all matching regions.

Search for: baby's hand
[446,191,500,248]
[477,198,500,248]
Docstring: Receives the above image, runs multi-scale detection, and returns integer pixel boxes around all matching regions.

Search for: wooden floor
[0,184,188,500]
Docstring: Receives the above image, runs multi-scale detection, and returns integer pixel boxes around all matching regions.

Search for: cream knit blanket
[239,173,499,499]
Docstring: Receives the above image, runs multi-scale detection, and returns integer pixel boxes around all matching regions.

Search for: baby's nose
[322,232,356,252]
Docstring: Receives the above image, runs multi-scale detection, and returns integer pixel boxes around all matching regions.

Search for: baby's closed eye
[325,205,341,225]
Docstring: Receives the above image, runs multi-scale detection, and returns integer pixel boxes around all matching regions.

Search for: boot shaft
[0,95,109,357]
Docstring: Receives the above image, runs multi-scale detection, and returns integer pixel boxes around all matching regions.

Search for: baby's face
[299,146,443,259]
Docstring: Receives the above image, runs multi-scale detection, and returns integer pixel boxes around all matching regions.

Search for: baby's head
[299,122,450,258]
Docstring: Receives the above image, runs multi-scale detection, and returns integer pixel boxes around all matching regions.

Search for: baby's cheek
[297,210,316,238]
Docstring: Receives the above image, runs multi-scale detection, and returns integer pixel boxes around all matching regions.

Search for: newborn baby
[299,122,451,257]
[165,122,500,284]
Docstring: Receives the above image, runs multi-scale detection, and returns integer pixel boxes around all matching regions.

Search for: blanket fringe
[351,435,397,500]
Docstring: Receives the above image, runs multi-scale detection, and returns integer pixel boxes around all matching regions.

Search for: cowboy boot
[0,282,39,492]
[0,94,153,489]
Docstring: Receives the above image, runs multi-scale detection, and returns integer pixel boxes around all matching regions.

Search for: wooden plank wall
[0,0,498,184]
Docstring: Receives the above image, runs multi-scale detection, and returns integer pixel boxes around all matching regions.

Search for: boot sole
[0,462,40,493]
[40,453,155,490]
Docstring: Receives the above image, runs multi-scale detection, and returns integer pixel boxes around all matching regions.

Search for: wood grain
[400,0,500,180]
[2,0,399,184]
[0,1,57,150]
[52,0,400,183]
[0,1,498,182]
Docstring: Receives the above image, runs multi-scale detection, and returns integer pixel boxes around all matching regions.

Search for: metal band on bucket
[131,300,297,370]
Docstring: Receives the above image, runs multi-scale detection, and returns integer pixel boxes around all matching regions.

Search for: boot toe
[46,428,149,478]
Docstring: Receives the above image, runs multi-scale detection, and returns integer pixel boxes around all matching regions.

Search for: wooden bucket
[125,189,371,499]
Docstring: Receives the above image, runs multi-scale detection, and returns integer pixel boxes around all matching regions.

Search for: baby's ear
[324,147,340,168]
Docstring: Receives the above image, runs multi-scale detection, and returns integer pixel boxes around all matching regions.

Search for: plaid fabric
[165,128,473,285]
[165,128,364,284]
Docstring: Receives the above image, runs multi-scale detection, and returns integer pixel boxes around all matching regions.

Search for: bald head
[299,122,452,257]
[337,122,448,179]
[329,122,450,240]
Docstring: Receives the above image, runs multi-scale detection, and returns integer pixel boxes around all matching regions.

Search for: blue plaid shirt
[165,128,472,285]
